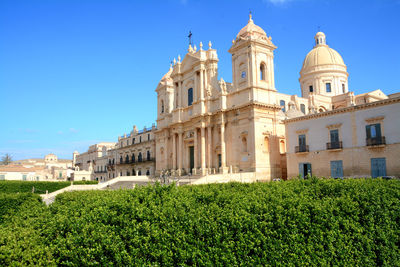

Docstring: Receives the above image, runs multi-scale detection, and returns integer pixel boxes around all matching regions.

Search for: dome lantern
[315,32,326,46]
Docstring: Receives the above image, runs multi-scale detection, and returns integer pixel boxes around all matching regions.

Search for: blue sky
[1,0,399,160]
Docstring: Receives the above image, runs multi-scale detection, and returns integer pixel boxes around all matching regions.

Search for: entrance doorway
[189,146,194,174]
[299,163,312,178]
[330,160,343,178]
[371,158,386,178]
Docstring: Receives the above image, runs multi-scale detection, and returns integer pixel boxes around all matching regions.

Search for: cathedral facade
[154,14,393,180]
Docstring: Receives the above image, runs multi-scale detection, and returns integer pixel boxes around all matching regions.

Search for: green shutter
[366,125,371,139]
[375,123,382,138]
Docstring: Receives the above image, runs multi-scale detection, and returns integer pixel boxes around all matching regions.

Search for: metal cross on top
[188,31,193,46]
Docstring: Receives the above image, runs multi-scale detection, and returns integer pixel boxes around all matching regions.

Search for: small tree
[1,154,12,165]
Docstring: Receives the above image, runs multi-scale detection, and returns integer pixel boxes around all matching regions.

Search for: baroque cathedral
[73,14,399,182]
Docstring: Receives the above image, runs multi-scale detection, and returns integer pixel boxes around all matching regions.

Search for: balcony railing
[295,145,309,153]
[94,170,107,173]
[116,158,155,164]
[366,136,386,146]
[326,141,343,150]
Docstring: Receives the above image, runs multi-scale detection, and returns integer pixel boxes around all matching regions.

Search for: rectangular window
[280,100,286,112]
[59,172,62,178]
[241,71,246,78]
[309,85,313,92]
[0,175,5,180]
[298,134,306,146]
[300,104,306,114]
[148,134,150,141]
[133,138,135,144]
[188,88,193,106]
[326,83,331,93]
[366,123,381,139]
[22,174,27,181]
[342,83,345,93]
[330,129,339,143]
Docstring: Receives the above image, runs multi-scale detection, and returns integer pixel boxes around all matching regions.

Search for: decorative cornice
[284,97,400,124]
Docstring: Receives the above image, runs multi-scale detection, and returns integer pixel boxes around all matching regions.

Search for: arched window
[138,170,142,176]
[188,88,193,106]
[300,104,306,114]
[132,169,136,175]
[264,137,270,152]
[127,171,130,176]
[138,152,142,162]
[146,170,150,176]
[147,151,151,161]
[280,100,286,112]
[280,140,286,154]
[132,154,135,163]
[119,156,123,164]
[125,155,129,164]
[242,137,247,152]
[260,63,266,81]
[139,136,142,143]
[161,100,164,113]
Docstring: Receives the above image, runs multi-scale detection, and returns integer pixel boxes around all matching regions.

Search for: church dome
[301,32,345,72]
[236,13,267,39]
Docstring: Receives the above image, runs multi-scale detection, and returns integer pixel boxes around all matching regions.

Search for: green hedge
[0,181,98,194]
[0,178,399,265]
[0,193,42,223]
[72,180,98,185]
[0,181,70,194]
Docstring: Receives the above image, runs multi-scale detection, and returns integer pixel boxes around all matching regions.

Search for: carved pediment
[295,129,309,134]
[365,116,384,124]
[326,123,342,130]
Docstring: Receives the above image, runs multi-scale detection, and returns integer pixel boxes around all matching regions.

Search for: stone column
[172,133,176,170]
[207,126,212,170]
[194,72,198,101]
[200,69,204,100]
[194,129,198,172]
[201,127,206,174]
[220,115,227,173]
[178,132,183,175]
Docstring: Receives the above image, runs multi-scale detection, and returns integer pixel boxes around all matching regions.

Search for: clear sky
[1,0,399,160]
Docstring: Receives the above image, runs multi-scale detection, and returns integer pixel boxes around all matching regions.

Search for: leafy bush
[0,181,70,194]
[0,179,399,265]
[0,193,42,223]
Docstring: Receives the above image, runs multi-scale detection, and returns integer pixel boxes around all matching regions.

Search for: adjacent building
[0,154,73,181]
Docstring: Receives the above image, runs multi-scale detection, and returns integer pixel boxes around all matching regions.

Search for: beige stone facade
[285,98,400,178]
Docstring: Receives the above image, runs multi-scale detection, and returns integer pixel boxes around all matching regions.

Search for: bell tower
[229,14,277,93]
